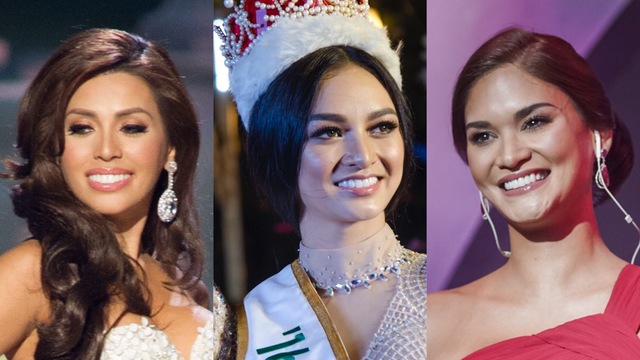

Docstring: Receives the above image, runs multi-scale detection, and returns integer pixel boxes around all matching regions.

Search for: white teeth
[503,172,546,190]
[337,177,378,189]
[88,174,130,184]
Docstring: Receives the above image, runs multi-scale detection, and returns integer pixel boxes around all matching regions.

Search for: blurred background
[213,0,426,303]
[0,0,214,290]
[427,0,640,292]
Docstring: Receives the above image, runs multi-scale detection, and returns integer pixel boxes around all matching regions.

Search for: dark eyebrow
[115,107,153,118]
[309,108,397,123]
[465,120,491,131]
[310,113,345,123]
[368,108,397,120]
[65,108,95,118]
[465,102,557,131]
[514,102,556,121]
[65,107,153,119]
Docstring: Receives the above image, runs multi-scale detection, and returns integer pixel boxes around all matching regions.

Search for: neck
[299,212,387,249]
[110,214,148,259]
[503,213,617,289]
[299,223,405,295]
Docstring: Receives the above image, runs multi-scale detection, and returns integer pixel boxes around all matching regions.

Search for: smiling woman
[428,27,639,359]
[0,28,221,359]
[215,0,426,358]
[298,65,405,228]
[61,72,173,225]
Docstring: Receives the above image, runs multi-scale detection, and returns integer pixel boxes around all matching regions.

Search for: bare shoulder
[0,239,48,354]
[429,283,477,325]
[0,239,43,286]
[428,278,491,359]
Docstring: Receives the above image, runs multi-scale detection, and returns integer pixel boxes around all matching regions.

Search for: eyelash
[469,131,492,145]
[68,124,92,135]
[468,115,551,145]
[372,120,399,134]
[310,120,399,139]
[66,124,148,135]
[522,115,550,130]
[121,124,148,134]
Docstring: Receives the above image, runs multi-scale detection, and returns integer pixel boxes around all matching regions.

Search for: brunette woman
[428,27,639,359]
[0,28,218,359]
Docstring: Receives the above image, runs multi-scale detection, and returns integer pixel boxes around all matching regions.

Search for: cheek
[467,150,493,185]
[140,142,167,170]
[388,138,405,171]
[299,147,335,179]
[60,140,88,180]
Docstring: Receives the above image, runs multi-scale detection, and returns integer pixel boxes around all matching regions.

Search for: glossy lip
[498,169,550,196]
[86,168,133,192]
[334,174,382,196]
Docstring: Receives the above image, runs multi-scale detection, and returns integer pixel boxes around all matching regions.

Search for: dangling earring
[479,191,510,258]
[158,160,178,223]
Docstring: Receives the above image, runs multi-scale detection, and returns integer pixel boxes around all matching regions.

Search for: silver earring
[158,160,178,223]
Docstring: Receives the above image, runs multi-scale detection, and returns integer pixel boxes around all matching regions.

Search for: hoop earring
[158,160,178,223]
[479,191,510,258]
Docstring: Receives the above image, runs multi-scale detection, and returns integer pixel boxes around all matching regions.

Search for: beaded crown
[215,0,402,129]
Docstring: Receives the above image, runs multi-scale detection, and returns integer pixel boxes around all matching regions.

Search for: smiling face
[465,65,596,228]
[60,72,174,225]
[298,65,404,227]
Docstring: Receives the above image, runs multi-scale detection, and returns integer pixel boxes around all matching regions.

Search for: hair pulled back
[451,27,633,205]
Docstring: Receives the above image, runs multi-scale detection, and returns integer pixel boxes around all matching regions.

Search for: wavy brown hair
[7,28,202,359]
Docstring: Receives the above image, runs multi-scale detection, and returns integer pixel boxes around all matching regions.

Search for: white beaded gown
[101,314,215,360]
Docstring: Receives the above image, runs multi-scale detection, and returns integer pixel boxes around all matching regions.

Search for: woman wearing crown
[215,0,426,359]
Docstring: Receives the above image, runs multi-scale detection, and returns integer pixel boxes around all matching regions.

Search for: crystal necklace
[298,225,410,297]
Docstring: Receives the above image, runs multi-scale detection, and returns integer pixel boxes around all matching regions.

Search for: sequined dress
[237,225,426,359]
[101,312,215,359]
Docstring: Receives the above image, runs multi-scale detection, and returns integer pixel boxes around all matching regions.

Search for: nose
[94,131,122,161]
[341,132,375,168]
[496,133,531,170]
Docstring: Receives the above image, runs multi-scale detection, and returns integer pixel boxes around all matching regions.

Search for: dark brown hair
[451,27,633,204]
[8,28,202,359]
[247,45,415,230]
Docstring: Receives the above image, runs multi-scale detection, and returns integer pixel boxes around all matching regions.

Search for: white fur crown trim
[229,14,402,129]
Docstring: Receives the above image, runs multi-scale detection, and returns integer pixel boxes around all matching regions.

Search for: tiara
[215,0,402,129]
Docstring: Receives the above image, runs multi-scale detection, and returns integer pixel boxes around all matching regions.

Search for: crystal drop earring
[158,160,178,223]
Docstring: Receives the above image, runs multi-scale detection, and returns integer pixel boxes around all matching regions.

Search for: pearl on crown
[214,0,370,67]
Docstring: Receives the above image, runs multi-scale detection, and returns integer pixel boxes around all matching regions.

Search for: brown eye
[311,126,342,139]
[522,115,550,131]
[68,124,93,135]
[121,124,148,134]
[371,120,399,134]
[469,131,493,145]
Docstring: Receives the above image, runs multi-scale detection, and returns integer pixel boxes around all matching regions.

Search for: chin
[504,205,549,225]
[341,206,386,223]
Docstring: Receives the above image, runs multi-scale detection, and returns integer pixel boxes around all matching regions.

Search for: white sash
[238,260,348,359]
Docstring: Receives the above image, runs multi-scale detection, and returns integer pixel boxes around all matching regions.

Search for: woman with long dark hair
[216,1,426,358]
[0,28,217,359]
